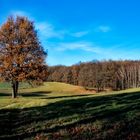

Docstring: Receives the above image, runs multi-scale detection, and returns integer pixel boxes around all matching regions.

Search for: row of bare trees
[47,60,140,92]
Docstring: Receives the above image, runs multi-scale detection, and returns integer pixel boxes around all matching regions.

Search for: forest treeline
[46,60,140,92]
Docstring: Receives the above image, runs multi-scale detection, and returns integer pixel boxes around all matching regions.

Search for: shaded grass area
[0,90,139,140]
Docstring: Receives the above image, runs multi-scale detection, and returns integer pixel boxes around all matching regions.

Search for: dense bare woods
[0,16,47,98]
[47,60,140,92]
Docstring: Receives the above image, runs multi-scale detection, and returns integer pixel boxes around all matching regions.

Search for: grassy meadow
[0,82,139,140]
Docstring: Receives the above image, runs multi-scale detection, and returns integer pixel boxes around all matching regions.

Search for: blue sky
[1,0,140,66]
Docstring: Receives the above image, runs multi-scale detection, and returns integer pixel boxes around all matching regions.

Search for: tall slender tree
[0,16,47,98]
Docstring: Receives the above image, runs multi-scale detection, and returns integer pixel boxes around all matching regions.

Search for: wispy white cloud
[36,22,90,39]
[36,22,66,39]
[70,31,89,37]
[96,25,111,33]
[53,41,139,60]
[54,41,102,53]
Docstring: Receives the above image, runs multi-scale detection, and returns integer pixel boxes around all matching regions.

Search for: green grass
[0,82,32,89]
[0,82,139,140]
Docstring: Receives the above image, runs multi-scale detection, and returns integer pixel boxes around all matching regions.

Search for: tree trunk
[12,81,19,98]
[15,81,19,94]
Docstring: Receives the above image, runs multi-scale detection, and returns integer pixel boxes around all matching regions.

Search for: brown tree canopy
[0,16,47,98]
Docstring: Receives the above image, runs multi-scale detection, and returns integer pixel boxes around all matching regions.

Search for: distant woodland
[47,60,140,92]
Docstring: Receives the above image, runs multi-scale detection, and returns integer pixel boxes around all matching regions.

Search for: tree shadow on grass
[0,91,139,139]
[0,91,52,97]
[20,91,52,97]
[0,93,11,97]
[41,94,91,99]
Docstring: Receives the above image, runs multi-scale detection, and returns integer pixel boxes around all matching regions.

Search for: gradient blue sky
[1,0,140,66]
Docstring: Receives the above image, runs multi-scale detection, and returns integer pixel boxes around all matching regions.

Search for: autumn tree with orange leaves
[0,16,47,98]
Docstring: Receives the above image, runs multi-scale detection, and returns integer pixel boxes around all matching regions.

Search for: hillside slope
[0,82,139,139]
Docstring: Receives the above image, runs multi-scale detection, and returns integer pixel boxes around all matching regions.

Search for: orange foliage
[0,16,47,97]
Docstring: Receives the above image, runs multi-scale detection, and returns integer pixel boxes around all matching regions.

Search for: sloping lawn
[0,82,139,140]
